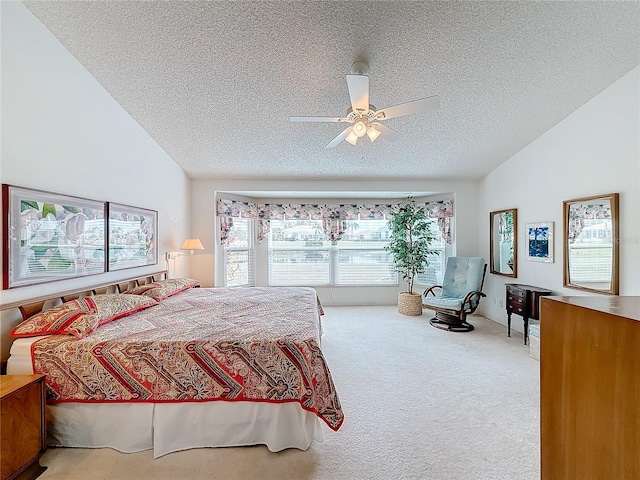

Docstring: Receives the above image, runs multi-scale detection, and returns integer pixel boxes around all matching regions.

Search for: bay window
[217,198,453,289]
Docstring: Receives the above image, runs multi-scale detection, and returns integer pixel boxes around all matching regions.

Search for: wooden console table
[505,283,553,344]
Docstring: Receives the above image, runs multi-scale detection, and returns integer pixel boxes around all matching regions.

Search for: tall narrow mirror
[490,208,517,277]
[564,193,619,295]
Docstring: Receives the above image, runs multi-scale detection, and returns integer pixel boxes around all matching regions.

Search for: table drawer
[510,303,526,315]
[507,293,525,305]
[507,286,526,300]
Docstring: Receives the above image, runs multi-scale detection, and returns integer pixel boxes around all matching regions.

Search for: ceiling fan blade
[346,74,370,115]
[371,122,401,143]
[290,116,349,123]
[325,127,352,149]
[376,95,440,121]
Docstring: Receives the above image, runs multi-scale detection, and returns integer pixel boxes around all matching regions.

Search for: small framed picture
[526,222,554,263]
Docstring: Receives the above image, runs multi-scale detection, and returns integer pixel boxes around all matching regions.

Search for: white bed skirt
[46,401,323,458]
[9,339,324,458]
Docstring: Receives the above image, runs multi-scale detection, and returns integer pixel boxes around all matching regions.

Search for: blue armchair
[422,257,487,332]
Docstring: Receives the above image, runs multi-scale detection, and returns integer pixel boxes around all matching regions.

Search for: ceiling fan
[290,62,440,149]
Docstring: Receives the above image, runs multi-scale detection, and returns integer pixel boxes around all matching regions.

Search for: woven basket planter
[398,292,423,316]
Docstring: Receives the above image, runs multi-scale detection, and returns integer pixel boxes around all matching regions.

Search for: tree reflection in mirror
[490,208,517,278]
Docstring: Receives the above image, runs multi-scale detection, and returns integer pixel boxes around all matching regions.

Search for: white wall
[0,3,191,358]
[479,66,640,334]
[190,178,480,305]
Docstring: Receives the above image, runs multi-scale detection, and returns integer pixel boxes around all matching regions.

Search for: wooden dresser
[0,375,47,480]
[505,283,553,344]
[540,296,639,480]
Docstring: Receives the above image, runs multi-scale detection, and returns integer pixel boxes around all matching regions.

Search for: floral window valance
[216,198,454,245]
[216,199,396,220]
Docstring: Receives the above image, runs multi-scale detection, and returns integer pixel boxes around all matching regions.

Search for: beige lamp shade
[181,238,204,253]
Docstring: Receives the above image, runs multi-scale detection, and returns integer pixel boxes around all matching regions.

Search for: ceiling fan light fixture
[345,131,358,145]
[353,119,367,137]
[366,126,381,142]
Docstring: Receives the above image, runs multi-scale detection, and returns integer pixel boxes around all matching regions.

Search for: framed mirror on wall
[490,208,517,277]
[563,193,619,295]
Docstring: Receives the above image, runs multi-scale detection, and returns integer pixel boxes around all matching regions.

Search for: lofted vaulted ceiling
[22,1,639,181]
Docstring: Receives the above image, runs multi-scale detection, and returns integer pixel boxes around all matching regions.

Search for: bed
[4,272,343,458]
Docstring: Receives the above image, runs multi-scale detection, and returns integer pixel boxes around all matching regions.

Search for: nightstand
[0,375,47,480]
[505,284,553,345]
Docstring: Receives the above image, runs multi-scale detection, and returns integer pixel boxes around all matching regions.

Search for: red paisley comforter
[31,287,343,431]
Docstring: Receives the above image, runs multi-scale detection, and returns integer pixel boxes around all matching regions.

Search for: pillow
[10,298,97,338]
[10,294,157,339]
[87,294,159,328]
[124,278,199,302]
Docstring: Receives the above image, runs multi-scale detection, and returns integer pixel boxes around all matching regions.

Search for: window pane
[226,249,253,286]
[568,219,613,286]
[337,249,397,285]
[337,220,397,286]
[268,220,330,286]
[415,222,446,286]
[224,217,254,286]
[227,218,250,248]
[269,249,330,286]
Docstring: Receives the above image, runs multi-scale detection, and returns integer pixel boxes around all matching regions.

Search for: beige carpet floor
[36,306,540,480]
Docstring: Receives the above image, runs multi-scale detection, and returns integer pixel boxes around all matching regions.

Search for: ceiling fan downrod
[350,61,369,76]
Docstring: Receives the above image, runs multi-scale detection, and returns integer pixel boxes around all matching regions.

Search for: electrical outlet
[499,299,504,307]
[327,291,333,299]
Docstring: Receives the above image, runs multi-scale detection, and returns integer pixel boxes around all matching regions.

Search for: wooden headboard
[0,270,168,367]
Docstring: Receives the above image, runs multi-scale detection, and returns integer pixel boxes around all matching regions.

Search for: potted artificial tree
[384,196,437,316]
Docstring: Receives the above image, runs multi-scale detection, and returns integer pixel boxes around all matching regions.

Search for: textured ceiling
[23,1,639,181]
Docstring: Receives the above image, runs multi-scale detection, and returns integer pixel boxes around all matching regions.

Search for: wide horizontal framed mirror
[490,208,517,277]
[564,193,619,295]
